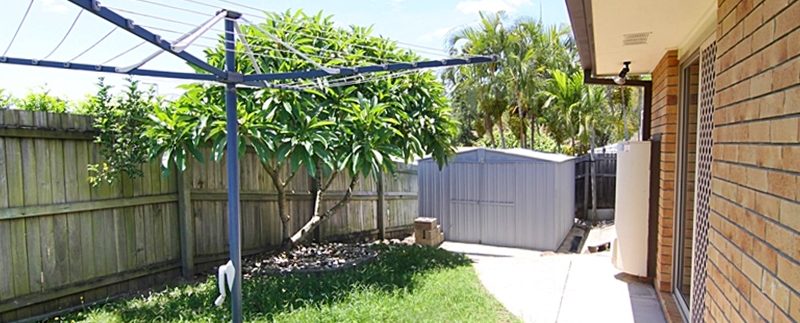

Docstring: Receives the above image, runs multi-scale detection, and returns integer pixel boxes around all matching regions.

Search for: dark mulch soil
[243,242,383,277]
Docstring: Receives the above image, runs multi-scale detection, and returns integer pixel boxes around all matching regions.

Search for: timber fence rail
[0,109,418,321]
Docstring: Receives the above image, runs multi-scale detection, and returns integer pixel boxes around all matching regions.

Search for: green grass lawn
[60,244,517,322]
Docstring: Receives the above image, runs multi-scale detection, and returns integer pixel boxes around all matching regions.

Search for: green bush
[15,88,69,113]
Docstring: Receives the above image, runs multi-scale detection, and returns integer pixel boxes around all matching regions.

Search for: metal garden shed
[418,148,575,250]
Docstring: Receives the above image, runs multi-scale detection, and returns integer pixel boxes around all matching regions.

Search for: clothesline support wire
[0,2,495,322]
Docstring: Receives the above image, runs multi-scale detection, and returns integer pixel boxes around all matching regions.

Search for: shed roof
[420,147,574,163]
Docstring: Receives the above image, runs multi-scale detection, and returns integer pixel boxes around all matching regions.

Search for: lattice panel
[690,41,716,323]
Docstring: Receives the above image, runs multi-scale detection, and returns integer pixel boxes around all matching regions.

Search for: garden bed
[243,242,378,277]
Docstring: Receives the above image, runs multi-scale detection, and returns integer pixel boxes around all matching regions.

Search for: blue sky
[0,0,569,100]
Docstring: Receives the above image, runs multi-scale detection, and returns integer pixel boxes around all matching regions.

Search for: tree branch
[321,171,339,192]
[283,168,300,189]
[289,174,359,246]
[264,166,283,190]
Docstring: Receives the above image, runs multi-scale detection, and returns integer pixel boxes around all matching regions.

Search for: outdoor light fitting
[613,61,631,85]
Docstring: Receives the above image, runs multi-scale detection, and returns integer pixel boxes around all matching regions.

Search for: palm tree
[445,13,579,149]
[540,70,582,153]
[445,12,515,148]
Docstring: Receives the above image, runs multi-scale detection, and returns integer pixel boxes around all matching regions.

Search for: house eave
[565,0,598,76]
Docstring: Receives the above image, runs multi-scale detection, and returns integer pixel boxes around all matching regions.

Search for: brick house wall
[704,0,800,322]
[651,50,680,294]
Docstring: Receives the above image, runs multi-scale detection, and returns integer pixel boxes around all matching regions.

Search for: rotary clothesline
[0,1,494,322]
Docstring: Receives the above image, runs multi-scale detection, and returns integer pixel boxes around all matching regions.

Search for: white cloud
[42,0,70,14]
[455,0,532,15]
[418,27,453,42]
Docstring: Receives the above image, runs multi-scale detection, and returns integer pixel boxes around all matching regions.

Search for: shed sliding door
[447,162,516,246]
[448,163,482,243]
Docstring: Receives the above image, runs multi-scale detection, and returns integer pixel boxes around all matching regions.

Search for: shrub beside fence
[0,110,418,321]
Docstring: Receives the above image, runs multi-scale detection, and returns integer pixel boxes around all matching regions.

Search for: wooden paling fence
[574,153,617,222]
[0,109,418,321]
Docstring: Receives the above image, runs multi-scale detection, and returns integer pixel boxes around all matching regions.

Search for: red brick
[742,253,765,284]
[761,272,791,311]
[790,292,800,321]
[752,20,775,49]
[753,145,782,169]
[775,0,800,37]
[781,146,800,173]
[752,239,779,271]
[758,90,787,118]
[767,170,797,200]
[776,255,800,292]
[751,289,776,321]
[773,57,800,90]
[762,0,790,20]
[761,36,789,68]
[779,199,800,231]
[774,309,792,323]
[749,120,771,141]
[765,221,795,256]
[770,117,799,143]
[786,86,800,114]
[751,70,774,96]
[746,167,768,191]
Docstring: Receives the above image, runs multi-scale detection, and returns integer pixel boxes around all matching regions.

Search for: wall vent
[623,32,651,46]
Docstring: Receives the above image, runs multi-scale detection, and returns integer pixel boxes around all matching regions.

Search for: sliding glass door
[674,54,700,315]
[674,37,716,322]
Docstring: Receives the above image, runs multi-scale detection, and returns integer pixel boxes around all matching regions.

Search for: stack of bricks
[414,217,444,247]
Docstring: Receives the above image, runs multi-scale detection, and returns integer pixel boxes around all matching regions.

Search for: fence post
[590,153,597,222]
[376,171,385,240]
[582,157,589,221]
[176,164,195,278]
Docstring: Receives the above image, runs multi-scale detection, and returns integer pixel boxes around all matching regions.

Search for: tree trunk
[277,187,291,247]
[570,137,576,153]
[265,167,292,247]
[289,176,359,246]
[309,166,322,243]
[485,117,496,147]
[530,114,536,149]
[517,96,526,148]
[498,119,507,148]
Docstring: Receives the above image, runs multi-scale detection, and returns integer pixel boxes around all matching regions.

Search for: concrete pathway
[441,242,665,323]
